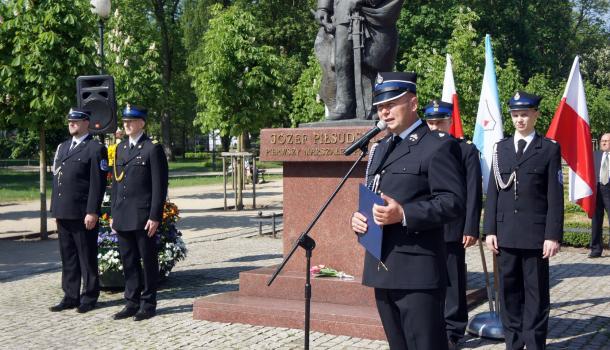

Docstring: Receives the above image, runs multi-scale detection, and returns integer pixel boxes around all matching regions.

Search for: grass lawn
[170,174,282,188]
[0,169,52,203]
[0,167,282,203]
[168,158,282,173]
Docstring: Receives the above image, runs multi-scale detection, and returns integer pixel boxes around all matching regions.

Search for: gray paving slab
[1,177,609,349]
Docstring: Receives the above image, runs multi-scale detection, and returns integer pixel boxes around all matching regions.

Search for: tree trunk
[39,125,48,240]
[161,110,174,161]
[235,132,245,210]
[221,134,231,152]
[151,0,176,161]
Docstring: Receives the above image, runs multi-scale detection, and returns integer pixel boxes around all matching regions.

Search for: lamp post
[90,0,111,74]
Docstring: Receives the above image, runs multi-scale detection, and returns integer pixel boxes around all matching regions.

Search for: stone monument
[314,0,404,120]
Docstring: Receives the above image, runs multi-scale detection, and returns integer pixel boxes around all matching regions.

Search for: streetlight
[90,0,111,74]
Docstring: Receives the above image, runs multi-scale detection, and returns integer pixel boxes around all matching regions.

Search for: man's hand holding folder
[352,184,406,261]
[351,192,405,234]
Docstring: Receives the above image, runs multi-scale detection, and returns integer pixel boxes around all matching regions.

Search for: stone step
[193,292,386,340]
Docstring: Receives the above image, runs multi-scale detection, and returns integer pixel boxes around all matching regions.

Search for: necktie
[377,135,402,172]
[69,141,77,152]
[602,153,609,185]
[516,139,526,160]
[130,143,135,150]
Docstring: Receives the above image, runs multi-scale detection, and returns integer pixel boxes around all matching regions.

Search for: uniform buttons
[381,170,386,175]
[123,196,126,200]
[514,209,518,214]
[59,193,62,197]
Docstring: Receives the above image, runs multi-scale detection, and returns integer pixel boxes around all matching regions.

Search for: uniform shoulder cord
[492,143,516,191]
[113,146,125,182]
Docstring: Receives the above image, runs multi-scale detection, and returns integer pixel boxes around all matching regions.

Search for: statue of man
[314,0,404,120]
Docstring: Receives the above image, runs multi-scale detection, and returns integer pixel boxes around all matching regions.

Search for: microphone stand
[267,145,369,350]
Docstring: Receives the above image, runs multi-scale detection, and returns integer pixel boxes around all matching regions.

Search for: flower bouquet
[310,264,354,280]
[97,201,188,288]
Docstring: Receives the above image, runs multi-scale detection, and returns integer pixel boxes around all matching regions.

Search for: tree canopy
[1,0,609,157]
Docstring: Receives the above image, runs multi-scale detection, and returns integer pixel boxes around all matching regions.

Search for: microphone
[344,120,387,156]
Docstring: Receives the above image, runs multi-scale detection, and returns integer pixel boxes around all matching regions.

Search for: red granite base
[193,292,386,340]
[192,266,487,340]
[193,126,485,339]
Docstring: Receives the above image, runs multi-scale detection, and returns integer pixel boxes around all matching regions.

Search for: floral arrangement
[97,201,188,278]
[310,264,354,280]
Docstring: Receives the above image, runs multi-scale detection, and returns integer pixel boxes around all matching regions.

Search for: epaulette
[152,139,159,144]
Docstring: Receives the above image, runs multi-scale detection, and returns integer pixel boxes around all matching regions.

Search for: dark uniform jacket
[51,135,108,220]
[483,134,564,249]
[444,139,482,242]
[111,134,169,231]
[362,123,466,290]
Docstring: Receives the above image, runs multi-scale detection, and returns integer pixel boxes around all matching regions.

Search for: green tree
[289,52,325,126]
[190,4,291,208]
[0,0,97,238]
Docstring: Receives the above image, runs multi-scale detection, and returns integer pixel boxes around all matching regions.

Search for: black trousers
[375,288,448,350]
[57,219,100,306]
[591,183,610,254]
[117,229,159,311]
[497,248,549,350]
[445,242,468,342]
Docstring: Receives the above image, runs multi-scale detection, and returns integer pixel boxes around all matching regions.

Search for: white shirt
[395,118,423,140]
[129,131,144,148]
[70,133,90,149]
[514,131,535,153]
[600,152,610,182]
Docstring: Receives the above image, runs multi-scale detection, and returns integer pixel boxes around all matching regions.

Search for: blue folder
[358,184,384,261]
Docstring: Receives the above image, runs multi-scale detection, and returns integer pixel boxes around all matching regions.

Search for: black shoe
[76,303,96,313]
[133,309,156,321]
[49,302,78,312]
[113,306,138,320]
[588,252,602,258]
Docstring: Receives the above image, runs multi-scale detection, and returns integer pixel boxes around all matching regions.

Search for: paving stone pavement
[1,179,610,349]
[2,230,610,349]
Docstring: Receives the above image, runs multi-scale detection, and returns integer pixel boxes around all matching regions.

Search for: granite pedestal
[193,125,485,340]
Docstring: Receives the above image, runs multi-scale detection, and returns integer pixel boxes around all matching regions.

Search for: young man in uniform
[423,99,482,350]
[484,91,563,350]
[111,105,169,321]
[50,108,108,313]
[351,72,465,349]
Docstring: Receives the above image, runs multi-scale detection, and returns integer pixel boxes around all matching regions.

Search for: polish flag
[546,56,596,217]
[441,54,464,138]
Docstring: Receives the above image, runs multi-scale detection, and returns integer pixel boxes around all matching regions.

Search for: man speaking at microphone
[350,72,465,349]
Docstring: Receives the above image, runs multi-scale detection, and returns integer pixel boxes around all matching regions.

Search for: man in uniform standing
[351,72,465,349]
[484,91,563,350]
[50,108,108,313]
[423,99,482,350]
[589,133,610,258]
[111,105,169,321]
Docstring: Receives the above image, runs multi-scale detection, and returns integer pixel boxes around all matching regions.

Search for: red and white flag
[546,56,596,217]
[441,54,464,138]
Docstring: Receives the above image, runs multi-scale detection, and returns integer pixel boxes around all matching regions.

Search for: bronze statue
[314,0,404,120]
